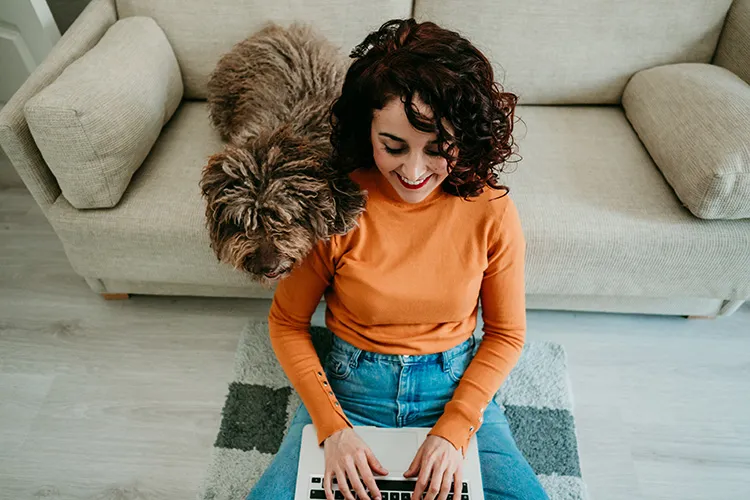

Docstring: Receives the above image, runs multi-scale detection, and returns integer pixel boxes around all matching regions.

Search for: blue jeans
[247,333,549,499]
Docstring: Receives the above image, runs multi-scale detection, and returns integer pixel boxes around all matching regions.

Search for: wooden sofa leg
[102,293,130,300]
[687,315,715,320]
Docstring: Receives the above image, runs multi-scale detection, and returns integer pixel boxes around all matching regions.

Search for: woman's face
[370,95,456,204]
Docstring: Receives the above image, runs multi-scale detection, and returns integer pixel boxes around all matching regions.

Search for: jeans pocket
[324,349,354,381]
[447,349,474,383]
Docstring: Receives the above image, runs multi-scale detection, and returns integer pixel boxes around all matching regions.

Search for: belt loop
[440,350,450,372]
[350,347,363,368]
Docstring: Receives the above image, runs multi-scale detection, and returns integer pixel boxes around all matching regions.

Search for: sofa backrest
[115,0,412,99]
[117,0,737,105]
[414,0,736,104]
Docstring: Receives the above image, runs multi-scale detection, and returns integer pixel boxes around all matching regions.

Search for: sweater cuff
[297,367,354,446]
[427,397,491,459]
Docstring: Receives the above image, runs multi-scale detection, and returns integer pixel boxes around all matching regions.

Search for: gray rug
[197,321,588,500]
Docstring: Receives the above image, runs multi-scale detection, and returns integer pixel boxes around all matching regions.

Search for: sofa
[1,0,749,318]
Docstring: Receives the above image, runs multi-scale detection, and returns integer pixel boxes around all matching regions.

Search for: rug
[196,321,588,500]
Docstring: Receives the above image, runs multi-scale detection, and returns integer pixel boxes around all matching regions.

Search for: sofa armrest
[0,0,117,216]
[714,0,750,85]
[622,63,750,220]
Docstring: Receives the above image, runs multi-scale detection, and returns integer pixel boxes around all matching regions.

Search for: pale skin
[323,94,464,500]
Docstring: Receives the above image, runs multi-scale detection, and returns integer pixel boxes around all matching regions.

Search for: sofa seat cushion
[47,101,264,291]
[46,103,750,301]
[623,63,750,220]
[502,106,750,301]
[24,17,183,209]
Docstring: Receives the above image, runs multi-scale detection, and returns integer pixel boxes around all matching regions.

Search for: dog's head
[199,128,341,286]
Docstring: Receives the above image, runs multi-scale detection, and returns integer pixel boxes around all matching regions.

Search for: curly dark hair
[328,18,519,200]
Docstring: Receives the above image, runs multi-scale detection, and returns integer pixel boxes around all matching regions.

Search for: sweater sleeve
[267,236,354,447]
[427,196,527,458]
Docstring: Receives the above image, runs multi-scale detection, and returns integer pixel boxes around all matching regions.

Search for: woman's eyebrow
[378,132,439,144]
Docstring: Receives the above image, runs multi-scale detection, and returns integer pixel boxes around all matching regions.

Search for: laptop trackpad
[357,428,421,473]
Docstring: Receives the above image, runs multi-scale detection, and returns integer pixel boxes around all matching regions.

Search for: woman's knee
[246,404,311,499]
[477,439,550,500]
[476,404,550,499]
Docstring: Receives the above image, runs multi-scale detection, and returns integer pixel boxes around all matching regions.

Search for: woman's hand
[403,435,463,500]
[323,427,389,500]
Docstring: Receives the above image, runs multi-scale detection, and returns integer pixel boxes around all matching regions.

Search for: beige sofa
[1,0,749,318]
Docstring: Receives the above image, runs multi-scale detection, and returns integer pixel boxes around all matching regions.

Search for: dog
[200,22,368,286]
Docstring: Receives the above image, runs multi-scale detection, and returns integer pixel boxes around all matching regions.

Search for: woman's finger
[323,469,334,500]
[344,457,369,500]
[411,454,435,499]
[438,464,454,500]
[404,445,423,477]
[335,467,355,500]
[424,459,446,500]
[355,451,383,500]
[453,467,463,499]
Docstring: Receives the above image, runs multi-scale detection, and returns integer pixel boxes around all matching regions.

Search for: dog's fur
[200,22,368,286]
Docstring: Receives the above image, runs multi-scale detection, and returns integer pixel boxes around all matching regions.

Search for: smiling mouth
[396,172,433,189]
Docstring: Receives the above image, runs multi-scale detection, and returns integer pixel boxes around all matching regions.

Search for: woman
[248,18,549,500]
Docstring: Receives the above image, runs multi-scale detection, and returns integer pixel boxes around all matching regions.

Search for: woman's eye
[384,145,442,157]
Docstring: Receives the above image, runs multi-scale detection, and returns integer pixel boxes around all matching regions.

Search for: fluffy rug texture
[196,321,589,499]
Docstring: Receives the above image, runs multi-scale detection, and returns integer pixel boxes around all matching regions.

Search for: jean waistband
[329,332,477,368]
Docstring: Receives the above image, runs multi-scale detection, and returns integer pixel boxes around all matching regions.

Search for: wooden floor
[1,185,749,500]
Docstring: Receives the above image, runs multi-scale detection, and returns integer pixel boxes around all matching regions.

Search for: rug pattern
[197,321,588,499]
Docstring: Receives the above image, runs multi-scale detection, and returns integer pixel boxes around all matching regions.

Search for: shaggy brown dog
[200,22,367,286]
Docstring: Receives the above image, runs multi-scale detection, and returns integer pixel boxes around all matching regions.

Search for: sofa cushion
[501,106,750,301]
[45,102,750,301]
[622,63,750,220]
[115,0,412,99]
[23,16,183,209]
[414,0,734,104]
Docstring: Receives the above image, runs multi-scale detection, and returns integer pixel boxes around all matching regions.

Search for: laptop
[296,423,484,499]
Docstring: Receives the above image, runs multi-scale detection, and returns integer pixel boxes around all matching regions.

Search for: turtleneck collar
[366,166,448,208]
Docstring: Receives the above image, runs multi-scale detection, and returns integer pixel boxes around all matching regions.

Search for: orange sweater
[267,165,527,457]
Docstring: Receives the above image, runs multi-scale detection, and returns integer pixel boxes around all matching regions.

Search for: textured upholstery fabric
[501,106,750,300]
[623,63,750,220]
[414,0,734,104]
[47,102,750,302]
[23,17,183,209]
[714,0,750,85]
[0,0,117,215]
[115,0,413,99]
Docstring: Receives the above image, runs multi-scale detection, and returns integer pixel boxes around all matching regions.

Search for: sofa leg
[102,293,130,300]
[687,315,715,320]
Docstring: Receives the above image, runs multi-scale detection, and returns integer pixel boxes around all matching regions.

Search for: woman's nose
[401,154,430,180]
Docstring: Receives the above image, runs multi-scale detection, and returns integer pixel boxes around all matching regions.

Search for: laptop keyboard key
[309,489,326,499]
[400,494,410,500]
[390,493,399,500]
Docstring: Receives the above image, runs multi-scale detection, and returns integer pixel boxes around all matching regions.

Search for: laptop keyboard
[308,474,471,499]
